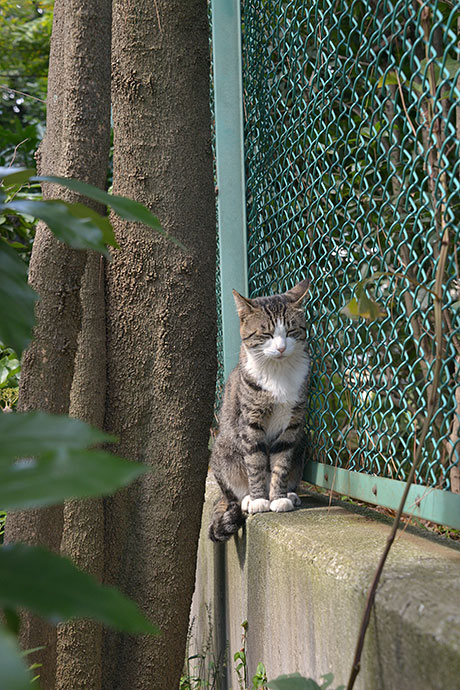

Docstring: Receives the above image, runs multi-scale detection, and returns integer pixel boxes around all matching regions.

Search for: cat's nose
[277,344,286,353]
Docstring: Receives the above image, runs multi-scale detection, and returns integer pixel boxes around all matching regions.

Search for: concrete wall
[190,475,460,690]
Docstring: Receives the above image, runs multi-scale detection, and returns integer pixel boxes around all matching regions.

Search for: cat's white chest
[245,348,309,404]
[266,403,293,441]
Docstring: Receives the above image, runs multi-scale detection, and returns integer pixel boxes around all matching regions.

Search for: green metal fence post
[211,0,248,380]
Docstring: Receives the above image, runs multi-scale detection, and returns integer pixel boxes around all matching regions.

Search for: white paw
[287,492,301,506]
[245,498,271,514]
[270,497,294,512]
[241,495,251,513]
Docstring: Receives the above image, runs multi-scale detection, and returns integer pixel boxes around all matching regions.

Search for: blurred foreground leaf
[4,199,116,256]
[35,175,185,249]
[0,448,148,510]
[0,624,31,690]
[0,241,37,355]
[0,544,159,634]
[268,674,321,690]
[0,412,148,509]
[0,411,111,461]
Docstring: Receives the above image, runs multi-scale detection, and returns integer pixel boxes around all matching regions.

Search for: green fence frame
[211,0,248,381]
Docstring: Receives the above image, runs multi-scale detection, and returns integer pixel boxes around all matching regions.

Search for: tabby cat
[209,279,311,542]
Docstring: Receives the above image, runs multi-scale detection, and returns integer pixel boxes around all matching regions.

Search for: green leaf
[441,57,460,81]
[341,297,360,319]
[0,240,37,355]
[0,412,112,462]
[0,412,148,509]
[0,544,159,634]
[64,202,118,248]
[355,291,386,320]
[341,282,386,321]
[319,674,336,689]
[419,57,460,85]
[377,71,400,88]
[0,167,35,187]
[0,623,32,690]
[0,448,149,510]
[268,673,322,690]
[34,176,185,250]
[0,447,149,510]
[4,199,115,256]
[0,354,21,387]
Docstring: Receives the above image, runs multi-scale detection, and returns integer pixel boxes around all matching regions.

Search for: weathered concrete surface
[190,474,460,690]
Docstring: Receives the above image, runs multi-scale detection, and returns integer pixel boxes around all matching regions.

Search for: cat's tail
[208,498,245,542]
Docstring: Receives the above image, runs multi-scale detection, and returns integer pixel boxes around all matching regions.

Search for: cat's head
[233,279,310,361]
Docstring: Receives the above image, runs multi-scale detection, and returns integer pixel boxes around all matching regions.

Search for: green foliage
[341,277,387,322]
[0,409,158,687]
[268,673,344,690]
[181,618,344,690]
[180,610,227,690]
[34,174,183,249]
[0,625,31,690]
[252,663,268,689]
[0,185,36,263]
[234,620,249,689]
[0,238,37,355]
[0,544,159,634]
[0,412,149,510]
[0,348,20,392]
[0,167,165,354]
[0,164,171,687]
[0,0,52,168]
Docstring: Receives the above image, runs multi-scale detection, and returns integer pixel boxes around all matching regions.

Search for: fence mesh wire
[209,1,226,423]
[241,0,460,493]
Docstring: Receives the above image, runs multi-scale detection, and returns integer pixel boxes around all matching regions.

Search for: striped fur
[209,280,311,542]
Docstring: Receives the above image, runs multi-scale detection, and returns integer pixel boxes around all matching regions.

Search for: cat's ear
[233,289,256,318]
[284,279,310,307]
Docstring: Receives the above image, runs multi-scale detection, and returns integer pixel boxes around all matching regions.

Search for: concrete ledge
[191,475,460,690]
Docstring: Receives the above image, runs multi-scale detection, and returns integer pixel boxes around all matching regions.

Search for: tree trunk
[4,1,112,687]
[55,253,107,690]
[104,2,216,688]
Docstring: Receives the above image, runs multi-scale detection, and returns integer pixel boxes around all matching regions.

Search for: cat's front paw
[287,492,301,506]
[242,495,270,514]
[270,497,294,512]
[241,495,252,513]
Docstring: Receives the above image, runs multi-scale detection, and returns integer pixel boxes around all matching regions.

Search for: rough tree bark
[4,1,112,687]
[55,254,107,690]
[103,2,216,688]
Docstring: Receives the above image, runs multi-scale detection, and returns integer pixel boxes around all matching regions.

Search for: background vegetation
[0,0,52,411]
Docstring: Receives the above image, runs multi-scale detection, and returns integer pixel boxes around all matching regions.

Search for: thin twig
[0,84,46,103]
[394,71,418,140]
[346,224,448,690]
[8,138,29,167]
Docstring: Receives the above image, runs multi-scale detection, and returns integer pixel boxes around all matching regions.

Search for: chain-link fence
[240,0,460,513]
